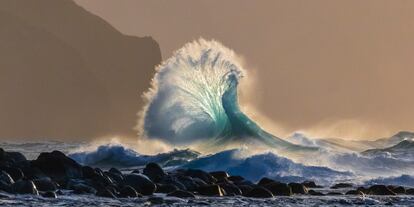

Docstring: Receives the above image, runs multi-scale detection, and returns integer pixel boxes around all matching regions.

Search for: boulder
[0,170,14,185]
[82,166,99,179]
[388,186,405,194]
[33,177,58,191]
[257,177,276,186]
[108,168,122,175]
[104,171,123,184]
[308,190,324,196]
[0,149,27,164]
[31,151,82,182]
[96,188,116,198]
[219,183,242,196]
[167,190,196,198]
[245,187,274,198]
[67,179,97,194]
[124,173,156,195]
[288,183,308,194]
[326,192,343,195]
[11,180,39,195]
[0,167,24,181]
[156,183,180,194]
[143,162,166,182]
[367,185,396,195]
[238,185,254,196]
[345,190,364,196]
[406,188,414,195]
[184,169,216,184]
[228,175,244,183]
[209,171,229,181]
[302,181,320,188]
[197,184,224,196]
[176,175,200,191]
[41,191,57,198]
[119,185,140,198]
[264,182,292,196]
[331,183,353,189]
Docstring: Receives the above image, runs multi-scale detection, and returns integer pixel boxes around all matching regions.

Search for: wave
[365,174,414,188]
[141,39,314,151]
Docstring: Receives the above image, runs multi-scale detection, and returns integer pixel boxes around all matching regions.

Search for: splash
[140,39,314,151]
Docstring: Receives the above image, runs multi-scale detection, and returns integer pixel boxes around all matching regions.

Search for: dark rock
[131,169,141,174]
[184,169,216,184]
[406,188,414,195]
[245,187,274,198]
[33,177,58,191]
[11,180,39,195]
[264,182,292,196]
[119,185,140,198]
[159,175,187,190]
[156,183,180,193]
[31,151,82,182]
[288,183,308,194]
[124,173,156,195]
[238,185,254,196]
[331,183,353,189]
[176,175,200,191]
[357,187,368,194]
[257,177,276,186]
[0,167,24,181]
[302,181,319,188]
[167,190,196,198]
[388,186,405,194]
[67,179,96,194]
[109,168,122,175]
[143,162,166,182]
[228,175,244,183]
[41,191,57,198]
[308,190,324,196]
[219,183,242,196]
[104,171,123,184]
[327,192,343,195]
[209,171,229,181]
[367,185,396,195]
[147,197,164,205]
[197,184,224,196]
[0,149,27,164]
[345,190,364,195]
[96,188,116,198]
[82,166,99,179]
[0,170,14,185]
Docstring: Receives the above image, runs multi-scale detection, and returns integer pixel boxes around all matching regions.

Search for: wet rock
[33,177,58,191]
[197,184,224,196]
[41,191,57,198]
[345,190,364,195]
[82,166,99,179]
[327,192,343,195]
[176,175,200,191]
[31,151,82,182]
[108,168,122,175]
[0,149,27,164]
[245,187,274,198]
[167,190,196,198]
[119,185,140,198]
[11,180,39,195]
[367,185,396,195]
[331,183,353,189]
[228,175,244,183]
[184,169,216,184]
[264,182,292,196]
[124,173,156,195]
[143,162,166,182]
[147,196,164,205]
[67,179,97,194]
[104,171,123,184]
[159,175,187,190]
[257,177,276,186]
[96,188,116,198]
[302,181,320,188]
[156,183,180,193]
[0,170,14,185]
[209,171,229,181]
[238,185,254,196]
[406,188,414,195]
[388,186,405,194]
[288,183,308,194]
[308,190,324,196]
[0,167,24,181]
[219,183,242,196]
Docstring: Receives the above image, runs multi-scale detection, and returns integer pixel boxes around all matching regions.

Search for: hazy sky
[75,0,414,140]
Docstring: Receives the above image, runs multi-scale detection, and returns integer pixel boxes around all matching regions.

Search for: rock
[288,183,308,194]
[82,166,99,179]
[345,190,364,195]
[406,188,414,195]
[108,168,122,175]
[41,191,57,198]
[0,167,24,181]
[0,170,14,185]
[156,183,180,194]
[331,183,353,189]
[209,171,229,181]
[257,177,276,186]
[33,177,58,191]
[367,185,396,195]
[184,169,216,184]
[67,179,97,194]
[228,175,244,183]
[147,197,164,205]
[388,186,405,194]
[11,180,39,195]
[124,173,156,195]
[197,184,224,196]
[143,162,166,182]
[176,175,200,191]
[264,182,292,196]
[238,185,254,196]
[167,190,196,198]
[0,149,27,164]
[308,190,324,196]
[31,151,82,182]
[96,188,116,198]
[302,181,319,188]
[119,185,140,198]
[104,171,123,184]
[327,192,343,195]
[245,187,274,198]
[219,183,242,196]
[159,175,187,190]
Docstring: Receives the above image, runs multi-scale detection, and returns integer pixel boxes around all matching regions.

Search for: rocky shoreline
[0,148,413,202]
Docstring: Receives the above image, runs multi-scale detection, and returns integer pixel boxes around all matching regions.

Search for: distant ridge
[0,0,162,140]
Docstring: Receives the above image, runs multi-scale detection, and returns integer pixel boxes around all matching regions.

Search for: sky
[74,0,414,140]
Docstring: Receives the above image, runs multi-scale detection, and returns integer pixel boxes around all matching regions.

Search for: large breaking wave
[141,39,313,150]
